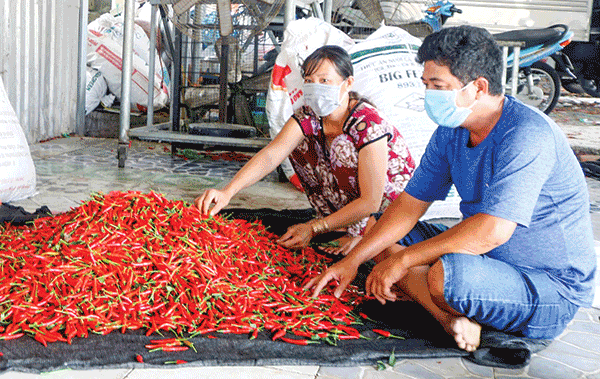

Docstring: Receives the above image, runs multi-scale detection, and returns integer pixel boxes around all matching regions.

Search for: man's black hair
[417,25,504,95]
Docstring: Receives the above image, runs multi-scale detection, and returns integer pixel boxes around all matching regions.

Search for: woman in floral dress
[195,45,415,253]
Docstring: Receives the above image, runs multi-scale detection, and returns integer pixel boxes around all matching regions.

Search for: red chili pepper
[271,329,286,341]
[150,338,179,344]
[372,329,404,339]
[135,354,144,363]
[279,337,318,345]
[338,334,359,340]
[0,191,368,348]
[34,333,48,347]
[372,329,391,337]
[161,346,189,352]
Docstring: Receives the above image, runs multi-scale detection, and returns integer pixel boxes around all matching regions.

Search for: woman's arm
[195,117,304,215]
[277,137,389,249]
[319,137,388,232]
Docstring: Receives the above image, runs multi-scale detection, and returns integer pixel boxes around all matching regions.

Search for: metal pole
[147,3,158,128]
[323,0,332,23]
[172,27,183,132]
[219,38,230,123]
[511,46,520,97]
[159,5,175,58]
[118,0,136,168]
[191,8,203,85]
[216,0,233,124]
[312,1,324,20]
[254,34,259,75]
[266,30,281,53]
[501,46,508,94]
[76,0,89,136]
[284,0,295,29]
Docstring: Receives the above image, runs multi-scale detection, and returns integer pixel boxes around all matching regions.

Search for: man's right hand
[303,258,360,298]
[194,188,231,216]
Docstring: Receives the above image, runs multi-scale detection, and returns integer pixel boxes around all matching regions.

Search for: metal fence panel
[0,0,80,143]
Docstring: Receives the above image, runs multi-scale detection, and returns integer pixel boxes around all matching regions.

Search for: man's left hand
[365,257,407,304]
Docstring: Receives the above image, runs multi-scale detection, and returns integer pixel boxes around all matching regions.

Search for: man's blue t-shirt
[404,96,596,307]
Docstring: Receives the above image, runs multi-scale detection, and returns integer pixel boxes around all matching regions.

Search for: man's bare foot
[444,316,481,352]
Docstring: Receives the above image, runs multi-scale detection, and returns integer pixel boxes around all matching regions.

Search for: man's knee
[428,259,464,315]
[427,260,445,305]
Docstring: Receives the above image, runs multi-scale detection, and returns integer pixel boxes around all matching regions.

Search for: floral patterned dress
[289,100,415,236]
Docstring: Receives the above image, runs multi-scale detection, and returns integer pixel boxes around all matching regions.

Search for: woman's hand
[322,236,362,256]
[365,256,408,304]
[277,223,314,249]
[194,188,232,216]
[304,257,360,298]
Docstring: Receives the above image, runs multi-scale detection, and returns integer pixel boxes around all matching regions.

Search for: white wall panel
[0,0,81,143]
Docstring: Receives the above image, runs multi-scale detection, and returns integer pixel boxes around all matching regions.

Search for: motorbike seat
[493,26,565,49]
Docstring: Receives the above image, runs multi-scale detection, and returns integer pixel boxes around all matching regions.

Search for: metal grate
[331,0,434,39]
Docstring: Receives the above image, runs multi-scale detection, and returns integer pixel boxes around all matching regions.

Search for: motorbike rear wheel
[508,61,561,114]
[561,79,585,94]
[580,78,600,98]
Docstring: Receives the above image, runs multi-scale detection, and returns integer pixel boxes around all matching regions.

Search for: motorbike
[494,24,573,114]
[555,42,600,97]
[553,0,600,97]
[421,0,462,33]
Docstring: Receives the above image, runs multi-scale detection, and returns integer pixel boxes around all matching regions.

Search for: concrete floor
[4,96,600,378]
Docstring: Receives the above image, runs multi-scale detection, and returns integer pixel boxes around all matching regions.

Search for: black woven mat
[0,299,549,372]
[0,203,51,225]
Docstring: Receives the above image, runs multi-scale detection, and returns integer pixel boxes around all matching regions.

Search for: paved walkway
[5,95,600,378]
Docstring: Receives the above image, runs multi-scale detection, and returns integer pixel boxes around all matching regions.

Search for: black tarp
[0,203,51,225]
[0,297,549,372]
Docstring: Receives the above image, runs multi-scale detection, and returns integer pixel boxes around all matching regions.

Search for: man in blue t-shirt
[305,25,596,352]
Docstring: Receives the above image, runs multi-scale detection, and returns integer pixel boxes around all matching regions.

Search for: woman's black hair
[416,25,504,95]
[301,45,354,80]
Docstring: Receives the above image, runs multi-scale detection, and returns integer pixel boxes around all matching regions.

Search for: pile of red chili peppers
[0,191,367,347]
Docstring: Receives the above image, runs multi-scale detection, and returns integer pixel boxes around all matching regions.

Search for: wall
[0,0,81,143]
[446,0,594,42]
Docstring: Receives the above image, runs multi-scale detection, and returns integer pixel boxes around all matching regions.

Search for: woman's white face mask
[302,81,345,117]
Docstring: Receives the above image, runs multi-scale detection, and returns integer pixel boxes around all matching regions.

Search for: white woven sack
[349,25,462,220]
[266,17,355,178]
[87,15,169,111]
[0,77,36,203]
[85,67,109,115]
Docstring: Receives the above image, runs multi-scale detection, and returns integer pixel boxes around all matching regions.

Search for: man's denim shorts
[385,219,579,339]
[441,253,579,339]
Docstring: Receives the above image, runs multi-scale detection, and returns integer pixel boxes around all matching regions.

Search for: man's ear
[473,77,490,98]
